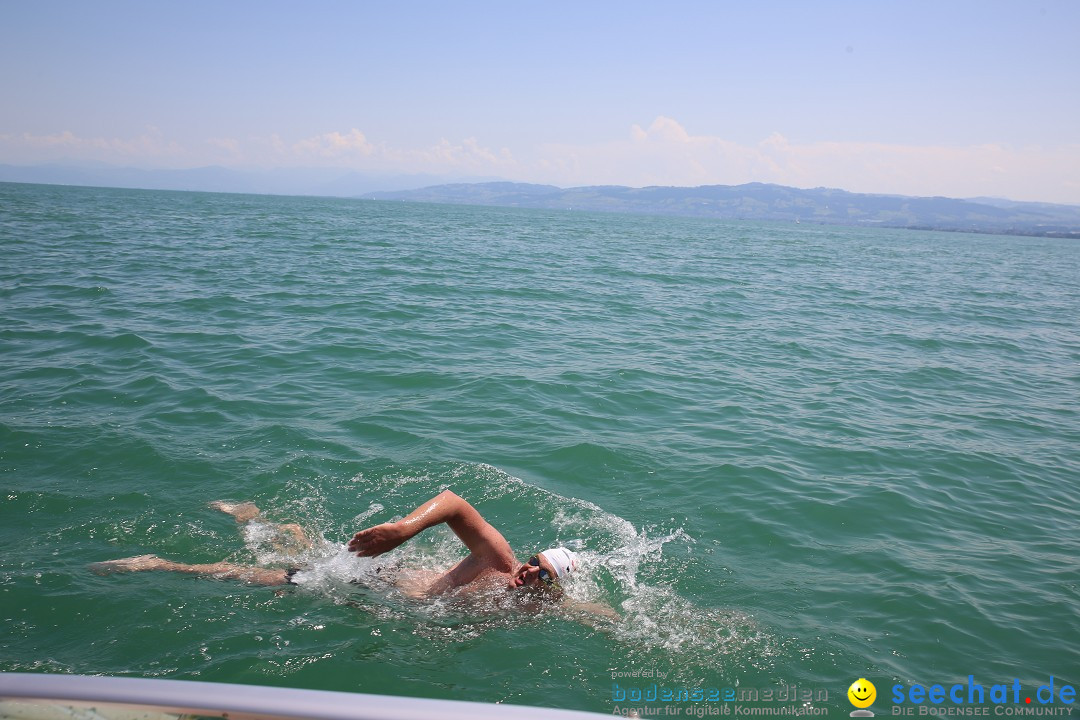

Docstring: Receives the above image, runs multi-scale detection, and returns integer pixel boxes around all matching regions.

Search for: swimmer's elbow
[434,489,468,516]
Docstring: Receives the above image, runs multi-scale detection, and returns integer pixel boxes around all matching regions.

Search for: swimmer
[347,489,579,598]
[90,491,590,609]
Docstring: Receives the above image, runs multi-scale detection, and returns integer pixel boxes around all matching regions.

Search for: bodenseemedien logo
[848,678,877,717]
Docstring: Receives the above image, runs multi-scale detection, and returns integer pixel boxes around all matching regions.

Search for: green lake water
[1,182,1077,715]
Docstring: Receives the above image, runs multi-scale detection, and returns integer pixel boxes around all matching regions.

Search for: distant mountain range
[3,162,1078,237]
[366,182,1080,238]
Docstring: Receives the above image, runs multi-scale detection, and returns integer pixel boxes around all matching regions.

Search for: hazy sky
[2,1,1078,202]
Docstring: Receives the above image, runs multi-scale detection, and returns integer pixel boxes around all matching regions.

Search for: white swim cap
[539,547,578,579]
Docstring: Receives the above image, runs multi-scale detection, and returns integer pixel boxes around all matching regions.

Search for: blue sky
[2,1,1078,202]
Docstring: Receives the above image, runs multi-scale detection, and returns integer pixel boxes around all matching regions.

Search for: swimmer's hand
[348,522,408,557]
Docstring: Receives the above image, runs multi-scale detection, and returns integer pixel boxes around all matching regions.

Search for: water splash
[240,461,774,680]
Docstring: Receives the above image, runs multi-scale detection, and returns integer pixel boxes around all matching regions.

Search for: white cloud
[384,137,516,172]
[632,116,691,144]
[0,125,518,175]
[199,129,516,173]
[0,127,184,164]
[206,137,242,158]
[292,128,374,158]
[19,130,81,147]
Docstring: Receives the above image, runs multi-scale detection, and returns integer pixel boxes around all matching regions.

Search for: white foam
[243,462,773,675]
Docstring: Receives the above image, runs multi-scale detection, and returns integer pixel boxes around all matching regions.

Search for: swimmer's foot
[89,554,171,575]
[209,500,261,523]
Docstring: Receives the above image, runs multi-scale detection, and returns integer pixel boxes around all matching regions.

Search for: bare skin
[208,500,261,524]
[92,491,620,620]
[90,493,545,593]
[209,500,311,550]
[349,493,620,620]
[347,489,560,595]
[90,554,292,585]
[90,501,308,586]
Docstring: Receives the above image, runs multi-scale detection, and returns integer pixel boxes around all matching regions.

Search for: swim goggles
[528,555,554,585]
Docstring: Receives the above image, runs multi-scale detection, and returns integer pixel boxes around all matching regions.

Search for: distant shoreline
[364,182,1080,239]
[3,175,1078,239]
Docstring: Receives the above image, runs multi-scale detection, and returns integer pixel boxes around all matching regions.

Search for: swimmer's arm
[560,598,621,623]
[349,490,515,570]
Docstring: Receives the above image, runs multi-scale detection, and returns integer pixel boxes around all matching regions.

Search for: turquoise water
[1,181,1078,714]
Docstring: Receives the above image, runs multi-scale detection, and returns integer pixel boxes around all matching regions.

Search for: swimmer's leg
[273,522,312,550]
[210,501,312,551]
[90,554,292,586]
[209,500,262,524]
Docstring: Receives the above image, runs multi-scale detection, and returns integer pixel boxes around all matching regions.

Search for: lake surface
[1,181,1077,715]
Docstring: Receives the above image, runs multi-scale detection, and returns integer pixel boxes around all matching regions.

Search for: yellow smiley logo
[848,678,876,708]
